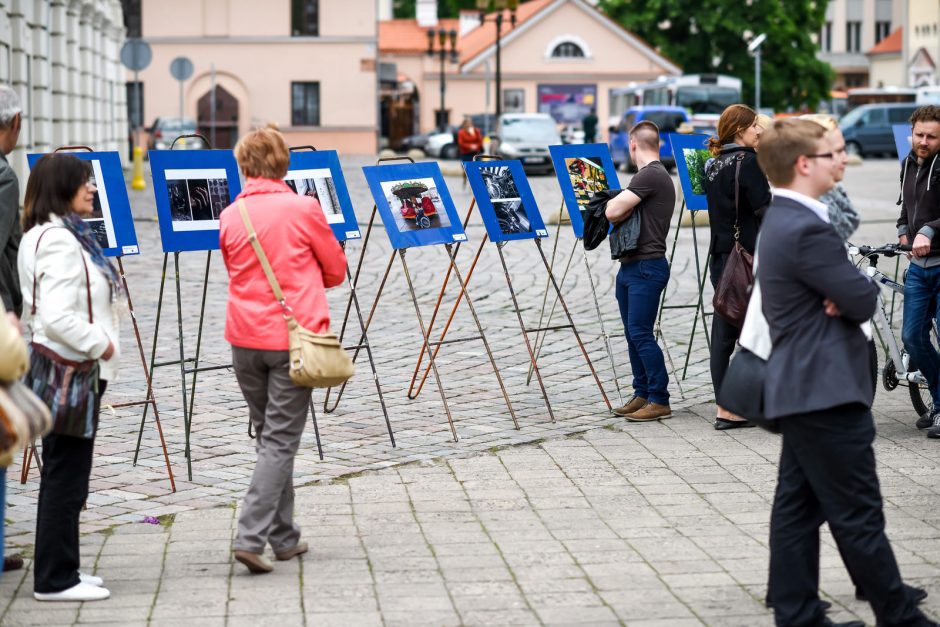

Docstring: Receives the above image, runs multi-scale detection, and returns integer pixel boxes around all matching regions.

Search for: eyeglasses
[803,152,835,160]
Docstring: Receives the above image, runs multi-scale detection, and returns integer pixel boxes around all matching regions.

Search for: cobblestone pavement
[1,156,938,625]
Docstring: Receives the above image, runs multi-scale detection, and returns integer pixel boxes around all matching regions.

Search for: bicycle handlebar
[852,243,912,257]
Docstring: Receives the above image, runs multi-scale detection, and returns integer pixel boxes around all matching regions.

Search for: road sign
[170,57,194,81]
[120,39,152,72]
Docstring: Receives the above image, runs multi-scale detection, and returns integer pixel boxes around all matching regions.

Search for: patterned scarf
[819,183,861,243]
[61,213,125,299]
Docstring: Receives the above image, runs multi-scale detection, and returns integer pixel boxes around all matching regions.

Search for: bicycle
[851,243,937,417]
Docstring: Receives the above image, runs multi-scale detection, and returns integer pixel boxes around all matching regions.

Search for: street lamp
[427,27,458,132]
[476,0,519,119]
[748,33,767,111]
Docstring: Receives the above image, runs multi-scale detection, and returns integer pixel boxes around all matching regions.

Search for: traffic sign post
[170,56,194,128]
[120,38,152,191]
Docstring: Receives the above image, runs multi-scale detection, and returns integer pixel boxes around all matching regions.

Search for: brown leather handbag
[712,153,754,328]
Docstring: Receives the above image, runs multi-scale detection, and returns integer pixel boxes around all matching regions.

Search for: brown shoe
[3,554,24,572]
[613,396,648,416]
[625,402,672,422]
[234,550,274,573]
[274,542,308,561]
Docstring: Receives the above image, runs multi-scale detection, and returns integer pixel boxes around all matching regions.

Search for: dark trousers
[615,257,670,405]
[33,381,105,593]
[769,403,926,627]
[709,253,741,398]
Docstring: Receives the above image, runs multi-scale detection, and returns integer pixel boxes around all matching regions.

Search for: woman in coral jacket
[219,127,346,574]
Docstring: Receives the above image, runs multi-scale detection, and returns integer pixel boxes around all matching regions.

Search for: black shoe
[915,410,935,430]
[3,554,23,571]
[855,583,928,604]
[714,417,756,430]
[821,620,864,627]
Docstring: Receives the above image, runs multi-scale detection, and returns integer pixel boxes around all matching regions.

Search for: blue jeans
[1,467,6,576]
[902,263,940,406]
[616,257,670,405]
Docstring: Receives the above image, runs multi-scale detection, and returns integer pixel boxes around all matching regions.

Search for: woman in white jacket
[18,154,122,602]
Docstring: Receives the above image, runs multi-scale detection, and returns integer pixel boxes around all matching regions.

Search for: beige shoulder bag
[237,199,354,388]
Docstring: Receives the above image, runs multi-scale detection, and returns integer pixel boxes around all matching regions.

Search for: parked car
[494,113,561,174]
[840,103,918,157]
[147,118,206,151]
[424,126,460,159]
[561,124,586,144]
[395,131,432,153]
[608,106,690,171]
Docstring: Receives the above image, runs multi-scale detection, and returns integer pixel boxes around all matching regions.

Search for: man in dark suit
[0,85,21,319]
[757,119,935,627]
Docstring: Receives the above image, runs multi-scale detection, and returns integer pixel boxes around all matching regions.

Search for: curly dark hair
[911,105,940,126]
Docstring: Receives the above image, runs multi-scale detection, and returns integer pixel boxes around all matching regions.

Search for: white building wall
[0,0,125,193]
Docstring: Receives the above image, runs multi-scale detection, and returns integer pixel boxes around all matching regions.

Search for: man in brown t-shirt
[605,120,675,422]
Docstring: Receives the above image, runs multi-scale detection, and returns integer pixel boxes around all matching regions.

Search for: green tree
[598,0,834,112]
[393,0,479,19]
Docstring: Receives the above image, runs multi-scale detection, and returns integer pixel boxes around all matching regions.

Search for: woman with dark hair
[704,104,772,430]
[18,154,122,602]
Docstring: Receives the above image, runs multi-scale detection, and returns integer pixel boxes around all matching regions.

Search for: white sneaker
[79,572,104,587]
[34,581,110,602]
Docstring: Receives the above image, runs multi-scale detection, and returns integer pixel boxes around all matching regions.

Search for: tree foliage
[393,0,480,19]
[597,0,834,112]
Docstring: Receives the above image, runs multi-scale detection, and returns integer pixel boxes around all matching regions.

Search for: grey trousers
[231,346,310,554]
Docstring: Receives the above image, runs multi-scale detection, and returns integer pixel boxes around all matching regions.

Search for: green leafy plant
[684,148,710,195]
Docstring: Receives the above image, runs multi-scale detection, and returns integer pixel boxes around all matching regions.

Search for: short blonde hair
[234,127,290,179]
[756,114,773,130]
[757,119,827,186]
[798,113,838,132]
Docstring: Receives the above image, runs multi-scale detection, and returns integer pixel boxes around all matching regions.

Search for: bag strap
[237,198,295,322]
[31,226,92,323]
[732,152,745,242]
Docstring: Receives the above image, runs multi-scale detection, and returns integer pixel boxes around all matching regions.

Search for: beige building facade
[905,0,940,85]
[819,0,903,88]
[136,0,378,154]
[380,0,680,142]
[0,0,127,186]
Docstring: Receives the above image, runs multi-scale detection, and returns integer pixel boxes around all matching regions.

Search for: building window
[121,0,142,38]
[126,81,144,128]
[551,42,585,58]
[503,89,525,113]
[291,0,318,37]
[846,21,862,53]
[875,21,891,43]
[291,82,320,126]
[821,21,832,52]
[843,73,867,88]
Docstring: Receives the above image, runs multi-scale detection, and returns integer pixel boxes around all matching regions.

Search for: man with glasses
[898,105,940,438]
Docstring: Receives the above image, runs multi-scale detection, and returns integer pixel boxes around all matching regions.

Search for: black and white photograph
[284,168,344,224]
[379,177,452,233]
[479,166,532,235]
[164,168,231,231]
[84,160,116,249]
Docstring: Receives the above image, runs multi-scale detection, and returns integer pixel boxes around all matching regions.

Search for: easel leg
[409,235,487,400]
[185,252,212,447]
[496,242,555,422]
[119,257,176,492]
[680,214,711,380]
[527,203,565,385]
[535,240,612,410]
[399,249,458,441]
[309,396,323,461]
[528,238,580,384]
[579,242,623,405]
[134,253,169,465]
[173,253,193,481]
[444,243,517,429]
[407,200,477,398]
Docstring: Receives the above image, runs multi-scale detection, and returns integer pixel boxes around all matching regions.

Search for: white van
[495,113,561,174]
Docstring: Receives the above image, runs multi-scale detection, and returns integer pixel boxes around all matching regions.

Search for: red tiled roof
[868,27,902,55]
[379,18,460,54]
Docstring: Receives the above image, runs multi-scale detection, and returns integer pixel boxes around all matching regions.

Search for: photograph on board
[285,150,361,241]
[379,178,452,233]
[164,168,231,231]
[284,169,344,224]
[549,143,620,238]
[479,165,532,235]
[464,159,547,243]
[668,133,711,211]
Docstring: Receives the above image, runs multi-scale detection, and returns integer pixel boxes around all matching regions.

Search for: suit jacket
[0,152,21,315]
[758,196,879,419]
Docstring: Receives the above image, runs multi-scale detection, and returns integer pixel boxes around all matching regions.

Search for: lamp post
[747,33,767,112]
[427,27,458,132]
[476,0,518,119]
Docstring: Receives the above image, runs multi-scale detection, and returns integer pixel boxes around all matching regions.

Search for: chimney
[459,10,481,36]
[377,0,393,21]
[416,0,438,27]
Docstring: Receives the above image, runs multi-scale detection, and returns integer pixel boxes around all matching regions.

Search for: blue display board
[669,133,711,212]
[463,160,548,243]
[149,150,241,252]
[893,124,912,163]
[362,162,466,249]
[548,143,620,238]
[27,151,139,257]
[286,150,361,241]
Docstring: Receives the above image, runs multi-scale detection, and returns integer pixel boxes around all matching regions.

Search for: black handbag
[712,153,753,328]
[717,348,778,432]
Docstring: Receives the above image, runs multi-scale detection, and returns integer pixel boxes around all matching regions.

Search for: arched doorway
[197,85,239,149]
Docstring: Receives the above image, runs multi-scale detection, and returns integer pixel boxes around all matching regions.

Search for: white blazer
[18,216,120,381]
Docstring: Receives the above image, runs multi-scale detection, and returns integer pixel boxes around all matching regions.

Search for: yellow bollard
[131,146,146,191]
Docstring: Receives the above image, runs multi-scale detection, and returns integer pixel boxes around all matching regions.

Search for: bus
[846,87,916,111]
[609,74,743,129]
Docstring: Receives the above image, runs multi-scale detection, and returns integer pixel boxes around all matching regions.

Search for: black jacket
[896,150,940,258]
[0,153,21,316]
[703,146,771,256]
[759,197,879,419]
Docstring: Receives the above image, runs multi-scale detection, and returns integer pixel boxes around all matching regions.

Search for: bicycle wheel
[907,323,938,417]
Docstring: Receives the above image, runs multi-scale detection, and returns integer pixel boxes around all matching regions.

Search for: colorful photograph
[164,168,231,231]
[549,143,620,238]
[464,159,548,243]
[362,161,466,249]
[668,133,711,211]
[284,168,344,224]
[683,147,711,195]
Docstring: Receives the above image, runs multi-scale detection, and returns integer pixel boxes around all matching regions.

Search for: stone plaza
[1,156,938,626]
